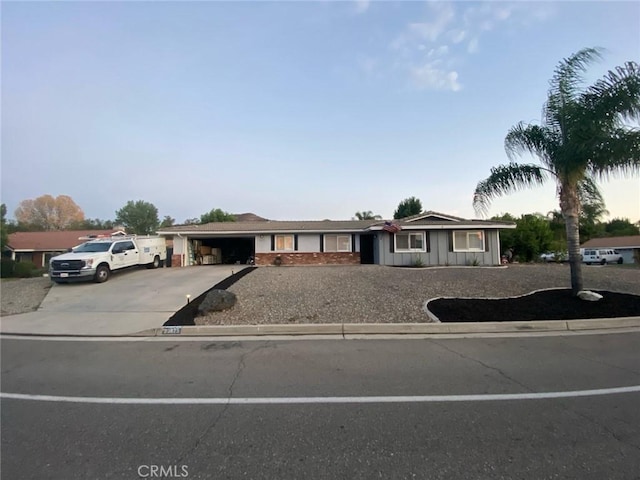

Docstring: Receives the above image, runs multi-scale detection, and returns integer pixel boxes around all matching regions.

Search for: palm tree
[354,211,382,220]
[473,48,640,295]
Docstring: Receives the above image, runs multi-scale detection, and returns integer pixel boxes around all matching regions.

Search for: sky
[2,0,639,223]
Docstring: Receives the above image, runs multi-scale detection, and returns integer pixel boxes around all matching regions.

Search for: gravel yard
[196,264,640,325]
[1,277,52,316]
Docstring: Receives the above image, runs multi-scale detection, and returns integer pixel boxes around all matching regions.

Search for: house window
[453,231,485,252]
[394,232,425,252]
[275,235,294,251]
[324,235,351,252]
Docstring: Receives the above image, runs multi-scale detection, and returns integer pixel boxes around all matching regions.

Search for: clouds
[410,64,461,92]
[354,0,370,15]
[373,2,555,92]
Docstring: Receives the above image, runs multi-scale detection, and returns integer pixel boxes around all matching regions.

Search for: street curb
[136,316,640,337]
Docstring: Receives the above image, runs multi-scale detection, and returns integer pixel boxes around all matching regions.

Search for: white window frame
[324,234,352,252]
[394,232,426,252]
[453,230,485,252]
[274,235,294,251]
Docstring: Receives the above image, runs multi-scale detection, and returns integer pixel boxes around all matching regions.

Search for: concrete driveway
[0,266,244,336]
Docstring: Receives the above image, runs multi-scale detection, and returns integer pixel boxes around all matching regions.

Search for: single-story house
[157,211,515,267]
[4,230,124,268]
[581,235,640,264]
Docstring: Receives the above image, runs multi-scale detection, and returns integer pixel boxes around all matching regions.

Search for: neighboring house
[157,211,515,267]
[4,230,124,268]
[580,235,640,264]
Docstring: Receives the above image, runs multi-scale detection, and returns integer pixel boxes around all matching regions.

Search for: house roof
[581,235,640,249]
[6,230,122,251]
[159,220,379,234]
[157,211,515,236]
[401,210,467,222]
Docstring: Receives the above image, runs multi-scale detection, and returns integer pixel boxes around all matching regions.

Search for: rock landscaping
[197,289,237,315]
[193,264,640,325]
[0,277,52,316]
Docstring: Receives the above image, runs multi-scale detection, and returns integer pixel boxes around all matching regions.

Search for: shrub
[0,258,15,278]
[466,257,481,267]
[13,261,42,278]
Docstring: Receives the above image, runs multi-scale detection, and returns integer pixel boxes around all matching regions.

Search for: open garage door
[191,237,255,265]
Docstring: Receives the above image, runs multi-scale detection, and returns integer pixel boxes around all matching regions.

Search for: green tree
[115,200,159,235]
[393,197,423,219]
[68,218,115,230]
[0,204,8,251]
[159,216,175,228]
[199,208,236,224]
[491,213,518,254]
[354,211,382,220]
[604,217,640,236]
[492,213,553,261]
[546,210,567,248]
[514,214,554,262]
[474,48,640,295]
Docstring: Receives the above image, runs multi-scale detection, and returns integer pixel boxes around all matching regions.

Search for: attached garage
[157,220,373,267]
[170,234,255,266]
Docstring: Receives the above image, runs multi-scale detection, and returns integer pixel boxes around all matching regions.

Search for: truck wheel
[94,265,110,283]
[600,258,607,265]
[618,257,623,264]
[147,256,161,269]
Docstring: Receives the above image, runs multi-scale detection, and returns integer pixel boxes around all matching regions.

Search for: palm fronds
[584,61,640,121]
[473,163,549,216]
[549,47,603,101]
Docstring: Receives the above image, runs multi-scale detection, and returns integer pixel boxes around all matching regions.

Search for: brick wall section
[171,254,183,267]
[255,252,360,266]
[33,252,44,268]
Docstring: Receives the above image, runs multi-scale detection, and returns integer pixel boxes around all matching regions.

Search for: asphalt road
[1,333,640,479]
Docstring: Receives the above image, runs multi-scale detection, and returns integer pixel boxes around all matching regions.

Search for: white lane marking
[2,385,640,405]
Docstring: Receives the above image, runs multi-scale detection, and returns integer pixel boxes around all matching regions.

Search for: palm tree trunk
[560,183,583,295]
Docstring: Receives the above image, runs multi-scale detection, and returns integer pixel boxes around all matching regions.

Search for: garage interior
[190,237,255,265]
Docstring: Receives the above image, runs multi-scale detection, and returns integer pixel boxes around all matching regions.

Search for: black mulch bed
[428,289,640,322]
[163,267,257,326]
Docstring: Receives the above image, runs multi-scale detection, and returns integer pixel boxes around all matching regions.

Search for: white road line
[2,385,640,405]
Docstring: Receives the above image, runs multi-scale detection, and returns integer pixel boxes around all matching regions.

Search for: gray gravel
[197,264,640,325]
[1,277,53,316]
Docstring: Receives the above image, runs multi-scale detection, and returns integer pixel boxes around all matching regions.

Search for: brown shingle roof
[159,220,379,234]
[581,235,640,249]
[158,216,515,235]
[7,230,121,251]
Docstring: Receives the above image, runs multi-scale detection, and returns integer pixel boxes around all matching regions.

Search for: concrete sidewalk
[0,265,244,335]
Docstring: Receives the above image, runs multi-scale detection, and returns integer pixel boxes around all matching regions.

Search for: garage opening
[191,237,255,265]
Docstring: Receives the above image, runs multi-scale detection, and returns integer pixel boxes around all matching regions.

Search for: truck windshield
[74,242,113,253]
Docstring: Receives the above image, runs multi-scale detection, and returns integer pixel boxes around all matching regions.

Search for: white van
[581,248,623,265]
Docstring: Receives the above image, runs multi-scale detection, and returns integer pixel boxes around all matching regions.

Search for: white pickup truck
[49,235,167,283]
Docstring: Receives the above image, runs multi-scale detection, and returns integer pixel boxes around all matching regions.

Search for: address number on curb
[162,326,182,335]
